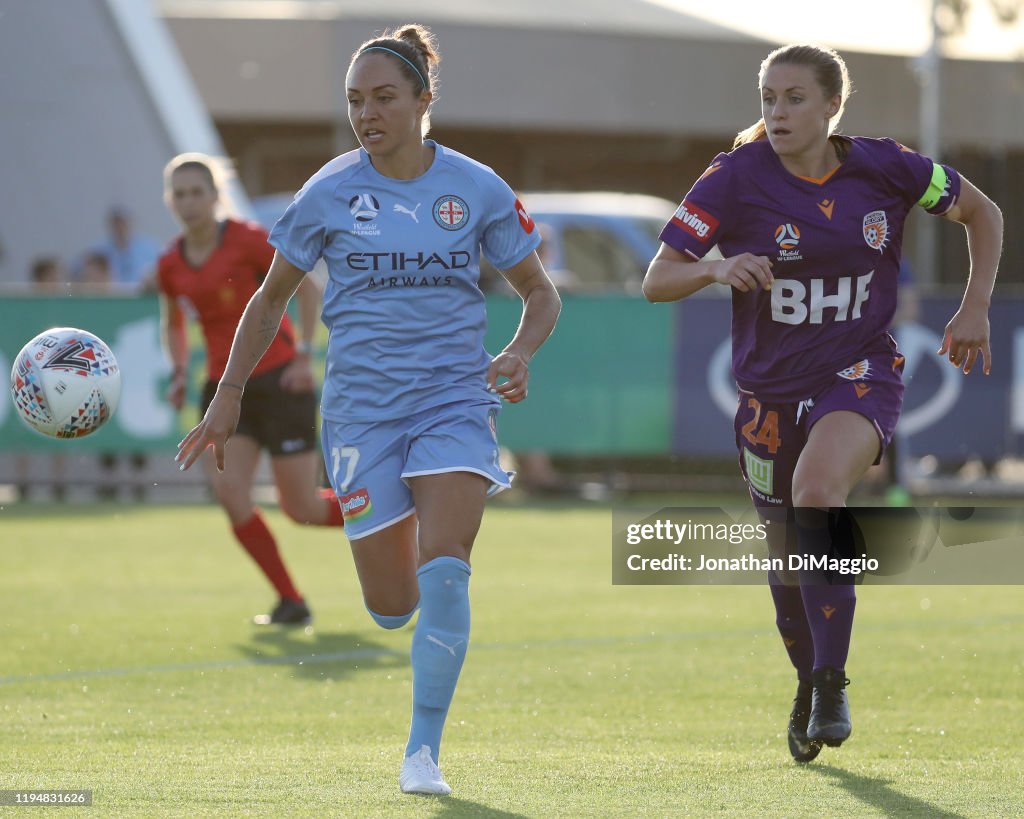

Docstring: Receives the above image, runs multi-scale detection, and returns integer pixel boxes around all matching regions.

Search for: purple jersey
[660,137,961,401]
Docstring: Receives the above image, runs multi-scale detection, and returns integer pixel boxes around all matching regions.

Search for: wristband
[295,341,312,355]
[218,381,244,394]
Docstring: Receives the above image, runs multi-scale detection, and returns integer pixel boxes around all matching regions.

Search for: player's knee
[792,481,846,509]
[366,600,419,630]
[280,497,316,525]
[418,542,473,565]
[213,486,251,520]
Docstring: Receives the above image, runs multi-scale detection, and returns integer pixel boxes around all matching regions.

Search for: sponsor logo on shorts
[433,195,470,230]
[487,408,498,441]
[670,200,719,241]
[854,383,872,399]
[279,438,307,453]
[862,210,889,252]
[339,487,373,522]
[821,605,837,619]
[837,359,871,380]
[743,448,774,497]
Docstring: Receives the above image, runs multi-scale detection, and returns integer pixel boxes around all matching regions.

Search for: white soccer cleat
[399,745,451,795]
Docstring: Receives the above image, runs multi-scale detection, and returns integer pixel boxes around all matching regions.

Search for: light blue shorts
[321,400,513,539]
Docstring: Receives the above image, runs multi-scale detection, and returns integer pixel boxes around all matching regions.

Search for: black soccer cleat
[788,679,822,762]
[253,597,312,626]
[807,666,852,747]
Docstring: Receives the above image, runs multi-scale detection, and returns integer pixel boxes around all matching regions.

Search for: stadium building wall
[0,0,243,288]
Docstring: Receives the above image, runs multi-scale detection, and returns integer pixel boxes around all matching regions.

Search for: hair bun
[393,23,440,68]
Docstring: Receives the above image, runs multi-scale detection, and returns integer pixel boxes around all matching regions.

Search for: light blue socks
[405,556,471,763]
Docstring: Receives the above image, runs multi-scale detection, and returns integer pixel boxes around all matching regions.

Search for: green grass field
[1,501,1021,817]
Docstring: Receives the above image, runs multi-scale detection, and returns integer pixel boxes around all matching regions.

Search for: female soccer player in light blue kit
[176,24,561,795]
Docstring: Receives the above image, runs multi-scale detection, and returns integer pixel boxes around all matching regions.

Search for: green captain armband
[917,162,948,210]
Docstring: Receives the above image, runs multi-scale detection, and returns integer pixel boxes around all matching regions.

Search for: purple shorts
[734,350,905,507]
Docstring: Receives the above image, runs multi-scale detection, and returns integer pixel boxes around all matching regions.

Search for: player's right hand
[166,371,187,410]
[712,253,774,293]
[175,389,242,472]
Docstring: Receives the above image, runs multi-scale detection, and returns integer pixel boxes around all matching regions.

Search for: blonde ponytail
[733,118,768,149]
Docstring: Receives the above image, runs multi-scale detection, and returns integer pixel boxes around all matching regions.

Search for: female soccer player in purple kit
[644,44,1002,762]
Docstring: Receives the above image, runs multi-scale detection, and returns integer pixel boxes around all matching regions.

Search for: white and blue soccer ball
[10,328,121,439]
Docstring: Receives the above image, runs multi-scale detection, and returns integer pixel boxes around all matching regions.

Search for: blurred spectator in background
[29,256,68,294]
[75,250,113,293]
[87,206,160,293]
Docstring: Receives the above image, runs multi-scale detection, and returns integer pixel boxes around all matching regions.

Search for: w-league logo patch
[433,195,470,230]
[862,210,889,252]
[774,223,803,261]
[349,193,380,221]
[774,223,800,249]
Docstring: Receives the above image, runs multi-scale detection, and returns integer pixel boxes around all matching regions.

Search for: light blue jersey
[269,141,541,423]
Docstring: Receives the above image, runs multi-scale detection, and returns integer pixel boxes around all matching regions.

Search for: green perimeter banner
[1,295,673,454]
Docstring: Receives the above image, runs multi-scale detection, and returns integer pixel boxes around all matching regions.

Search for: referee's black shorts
[201,363,318,456]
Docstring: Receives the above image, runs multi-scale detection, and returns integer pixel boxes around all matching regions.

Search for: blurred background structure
[1,0,1022,500]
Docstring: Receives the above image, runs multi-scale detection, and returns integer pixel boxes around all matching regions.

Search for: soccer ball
[10,328,121,439]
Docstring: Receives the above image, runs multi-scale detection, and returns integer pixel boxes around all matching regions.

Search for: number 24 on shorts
[740,398,782,455]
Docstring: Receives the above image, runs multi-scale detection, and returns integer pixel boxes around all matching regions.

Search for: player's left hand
[938,303,991,375]
[487,351,529,403]
[279,353,315,392]
[176,389,242,472]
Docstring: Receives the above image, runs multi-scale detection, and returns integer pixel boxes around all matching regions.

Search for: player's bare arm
[160,291,189,410]
[177,252,307,471]
[278,274,321,392]
[643,242,774,301]
[488,250,561,403]
[937,175,1004,375]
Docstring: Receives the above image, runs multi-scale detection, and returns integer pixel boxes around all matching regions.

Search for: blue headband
[359,46,428,91]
